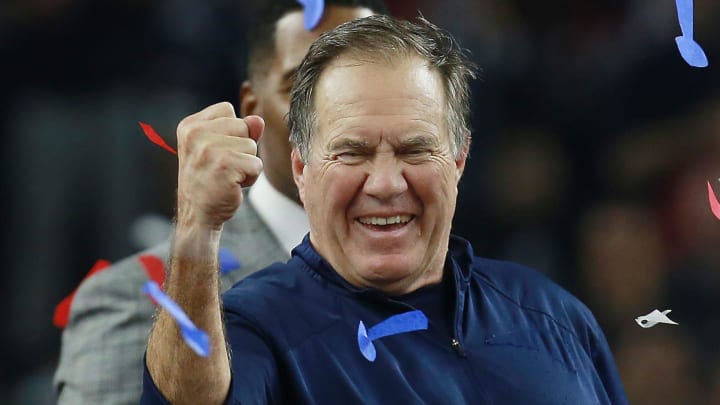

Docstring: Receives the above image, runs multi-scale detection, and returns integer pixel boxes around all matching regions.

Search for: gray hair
[288,14,478,162]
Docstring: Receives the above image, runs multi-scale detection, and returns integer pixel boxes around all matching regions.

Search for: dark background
[2,0,719,403]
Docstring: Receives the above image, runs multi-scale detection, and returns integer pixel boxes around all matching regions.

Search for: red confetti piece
[53,259,112,328]
[139,254,166,289]
[708,181,720,220]
[138,121,177,155]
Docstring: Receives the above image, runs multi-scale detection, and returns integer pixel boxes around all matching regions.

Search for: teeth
[358,215,412,226]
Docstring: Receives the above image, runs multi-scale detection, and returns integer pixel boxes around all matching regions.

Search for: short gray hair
[288,14,478,162]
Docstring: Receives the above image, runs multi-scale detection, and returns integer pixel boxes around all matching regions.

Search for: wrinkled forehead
[315,53,444,111]
[312,54,448,143]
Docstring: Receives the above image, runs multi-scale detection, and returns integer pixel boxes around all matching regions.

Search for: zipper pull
[451,338,467,357]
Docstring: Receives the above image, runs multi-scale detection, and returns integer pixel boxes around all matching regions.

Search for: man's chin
[357,257,418,281]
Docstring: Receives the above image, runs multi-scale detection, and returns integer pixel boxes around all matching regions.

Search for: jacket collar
[290,234,475,299]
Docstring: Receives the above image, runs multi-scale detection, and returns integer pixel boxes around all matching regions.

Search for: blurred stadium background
[1,0,719,403]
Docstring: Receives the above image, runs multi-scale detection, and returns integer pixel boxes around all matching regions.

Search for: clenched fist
[175,102,265,231]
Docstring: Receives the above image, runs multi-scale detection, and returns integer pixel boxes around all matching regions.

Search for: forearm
[146,223,230,405]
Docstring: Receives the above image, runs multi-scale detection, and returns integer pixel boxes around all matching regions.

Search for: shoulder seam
[473,268,583,343]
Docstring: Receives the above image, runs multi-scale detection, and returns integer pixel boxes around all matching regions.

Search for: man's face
[242,7,374,204]
[292,55,468,295]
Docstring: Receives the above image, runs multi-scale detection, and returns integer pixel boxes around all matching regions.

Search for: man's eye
[404,149,430,157]
[333,151,368,163]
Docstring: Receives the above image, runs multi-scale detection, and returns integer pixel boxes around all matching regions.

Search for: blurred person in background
[577,200,669,339]
[53,1,389,404]
[614,328,704,404]
[577,94,720,403]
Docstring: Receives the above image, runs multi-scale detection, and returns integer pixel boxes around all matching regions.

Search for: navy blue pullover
[142,235,628,404]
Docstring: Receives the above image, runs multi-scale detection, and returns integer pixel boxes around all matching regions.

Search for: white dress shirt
[248,173,309,255]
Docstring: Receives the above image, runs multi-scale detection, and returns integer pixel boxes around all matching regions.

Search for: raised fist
[175,102,265,230]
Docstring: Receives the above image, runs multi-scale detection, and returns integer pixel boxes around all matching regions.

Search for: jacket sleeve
[588,319,629,405]
[54,254,158,405]
[223,308,282,404]
[571,301,629,405]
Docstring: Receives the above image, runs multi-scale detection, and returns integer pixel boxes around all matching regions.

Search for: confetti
[357,310,428,362]
[53,259,112,328]
[138,121,177,155]
[635,309,679,328]
[708,181,720,220]
[219,247,242,274]
[142,281,210,357]
[674,0,709,67]
[296,0,325,31]
[139,254,166,288]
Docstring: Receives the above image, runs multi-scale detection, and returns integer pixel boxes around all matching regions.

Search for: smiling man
[142,15,628,404]
[293,53,461,295]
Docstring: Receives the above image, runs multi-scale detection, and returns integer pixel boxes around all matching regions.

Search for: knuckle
[225,116,249,138]
[177,114,194,129]
[214,153,234,171]
[196,142,214,162]
[181,124,210,152]
[177,120,198,143]
[215,101,235,116]
[251,155,264,173]
[239,138,258,155]
[176,119,190,140]
[184,122,203,141]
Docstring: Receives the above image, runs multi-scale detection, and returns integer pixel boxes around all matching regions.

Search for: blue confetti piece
[142,281,210,357]
[674,0,708,67]
[218,247,241,274]
[357,310,428,362]
[296,0,325,31]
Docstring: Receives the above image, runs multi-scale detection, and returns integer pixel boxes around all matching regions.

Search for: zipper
[451,338,467,357]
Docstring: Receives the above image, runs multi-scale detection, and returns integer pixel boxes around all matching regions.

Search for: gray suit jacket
[53,199,290,404]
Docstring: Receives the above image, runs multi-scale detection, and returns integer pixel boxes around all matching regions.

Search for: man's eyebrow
[329,138,371,151]
[399,135,439,148]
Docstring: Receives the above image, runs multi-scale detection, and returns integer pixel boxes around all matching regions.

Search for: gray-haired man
[143,15,628,404]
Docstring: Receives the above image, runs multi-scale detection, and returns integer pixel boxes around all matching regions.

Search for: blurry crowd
[2,0,719,403]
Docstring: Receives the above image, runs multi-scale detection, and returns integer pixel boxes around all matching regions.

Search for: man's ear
[455,131,471,181]
[291,148,306,205]
[240,80,258,117]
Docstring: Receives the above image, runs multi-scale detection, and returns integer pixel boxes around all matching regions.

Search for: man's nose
[362,156,408,201]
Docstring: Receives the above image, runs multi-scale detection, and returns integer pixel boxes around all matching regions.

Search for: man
[53,1,388,403]
[142,14,628,404]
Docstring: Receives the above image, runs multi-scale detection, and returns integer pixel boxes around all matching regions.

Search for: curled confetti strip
[142,281,210,357]
[674,0,709,67]
[139,254,166,288]
[138,122,177,155]
[357,310,428,362]
[708,181,720,220]
[296,0,325,31]
[53,259,112,328]
[219,247,242,274]
[635,309,679,328]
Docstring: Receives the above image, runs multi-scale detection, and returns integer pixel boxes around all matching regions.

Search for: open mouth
[356,215,414,231]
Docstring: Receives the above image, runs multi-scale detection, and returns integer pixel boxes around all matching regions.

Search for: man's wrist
[170,221,222,271]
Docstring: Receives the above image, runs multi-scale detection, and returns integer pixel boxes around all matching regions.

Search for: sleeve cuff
[140,352,173,405]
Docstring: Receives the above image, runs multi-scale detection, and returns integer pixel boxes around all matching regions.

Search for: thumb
[243,115,265,143]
